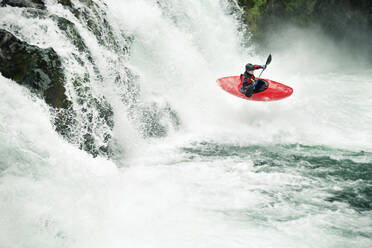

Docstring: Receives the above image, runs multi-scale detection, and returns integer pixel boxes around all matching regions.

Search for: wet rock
[1,0,45,9]
[0,30,117,156]
[0,29,69,108]
[0,0,177,158]
[57,0,72,8]
[59,0,123,53]
[58,73,114,158]
[53,16,90,56]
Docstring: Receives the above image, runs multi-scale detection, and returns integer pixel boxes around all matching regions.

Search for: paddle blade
[266,54,272,66]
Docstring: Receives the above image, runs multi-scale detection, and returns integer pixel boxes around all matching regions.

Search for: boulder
[1,0,45,9]
[0,29,69,108]
[57,0,72,8]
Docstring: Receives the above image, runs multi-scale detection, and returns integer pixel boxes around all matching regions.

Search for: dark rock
[0,2,125,158]
[53,16,90,55]
[57,0,72,8]
[0,29,69,108]
[1,0,45,9]
[59,0,122,53]
[57,73,114,158]
[21,8,47,18]
[81,96,114,157]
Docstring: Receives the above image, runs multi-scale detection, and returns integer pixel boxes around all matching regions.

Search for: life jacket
[240,73,255,86]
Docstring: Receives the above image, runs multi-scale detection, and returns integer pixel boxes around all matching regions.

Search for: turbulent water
[1,0,372,247]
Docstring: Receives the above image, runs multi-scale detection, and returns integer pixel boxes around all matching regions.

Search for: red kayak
[217,76,293,101]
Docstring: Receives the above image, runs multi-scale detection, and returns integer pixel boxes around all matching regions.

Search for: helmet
[245,63,254,71]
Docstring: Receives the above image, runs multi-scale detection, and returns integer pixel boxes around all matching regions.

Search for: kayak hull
[217,76,293,101]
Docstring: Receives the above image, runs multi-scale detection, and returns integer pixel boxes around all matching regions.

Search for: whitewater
[0,0,371,247]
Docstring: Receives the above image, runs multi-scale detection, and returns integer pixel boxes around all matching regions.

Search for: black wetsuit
[240,72,255,97]
[240,64,264,97]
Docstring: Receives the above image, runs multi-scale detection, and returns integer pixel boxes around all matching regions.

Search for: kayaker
[240,63,266,97]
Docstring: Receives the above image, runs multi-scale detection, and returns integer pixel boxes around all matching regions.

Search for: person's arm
[242,72,249,87]
[253,65,266,70]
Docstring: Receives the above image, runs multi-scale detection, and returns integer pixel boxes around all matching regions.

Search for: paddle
[258,54,272,78]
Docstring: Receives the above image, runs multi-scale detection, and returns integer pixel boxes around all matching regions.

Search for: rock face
[57,0,72,8]
[0,0,118,158]
[1,0,45,9]
[0,29,69,109]
[0,0,181,158]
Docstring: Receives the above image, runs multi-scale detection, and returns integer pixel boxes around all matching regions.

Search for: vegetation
[237,0,372,43]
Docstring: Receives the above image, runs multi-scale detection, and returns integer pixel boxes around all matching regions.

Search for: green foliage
[238,0,267,34]
[237,0,372,43]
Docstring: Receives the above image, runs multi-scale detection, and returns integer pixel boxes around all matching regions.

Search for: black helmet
[245,63,254,71]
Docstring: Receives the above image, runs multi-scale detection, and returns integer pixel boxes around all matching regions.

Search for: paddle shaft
[258,54,272,78]
[258,68,266,78]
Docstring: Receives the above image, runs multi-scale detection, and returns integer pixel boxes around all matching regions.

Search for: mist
[255,23,371,76]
